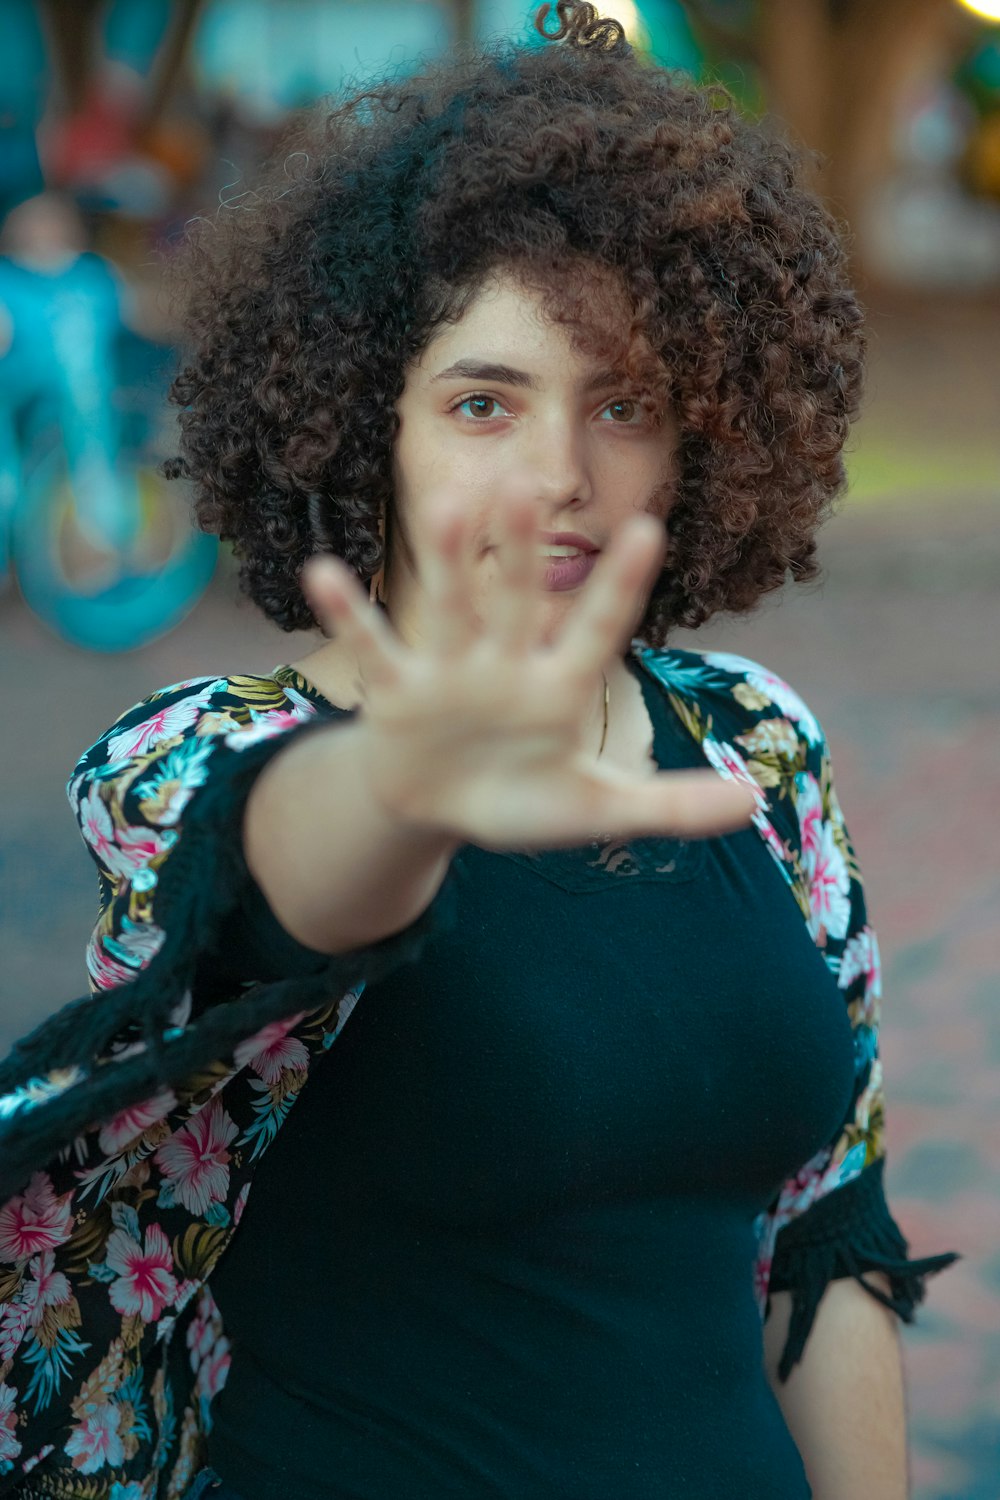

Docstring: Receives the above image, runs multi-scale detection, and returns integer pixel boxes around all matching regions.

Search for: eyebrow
[429,359,625,393]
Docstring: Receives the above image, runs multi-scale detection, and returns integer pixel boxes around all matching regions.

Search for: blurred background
[0,1,997,1494]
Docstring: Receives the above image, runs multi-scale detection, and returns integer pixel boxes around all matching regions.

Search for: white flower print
[0,1171,74,1263]
[0,1382,22,1467]
[87,918,166,992]
[98,1089,178,1156]
[839,925,882,1018]
[153,1098,239,1215]
[806,819,852,943]
[233,1013,310,1085]
[105,1221,178,1321]
[223,703,314,752]
[64,1398,125,1474]
[75,788,120,875]
[104,681,224,762]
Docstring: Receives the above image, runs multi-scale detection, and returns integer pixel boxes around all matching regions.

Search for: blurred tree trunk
[680,0,964,262]
[40,0,103,112]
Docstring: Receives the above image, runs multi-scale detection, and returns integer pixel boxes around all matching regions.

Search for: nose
[521,413,594,511]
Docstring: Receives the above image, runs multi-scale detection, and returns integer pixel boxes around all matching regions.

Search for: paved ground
[0,292,997,1497]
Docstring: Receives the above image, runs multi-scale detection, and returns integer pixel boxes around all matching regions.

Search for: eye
[452,394,508,421]
[601,398,643,425]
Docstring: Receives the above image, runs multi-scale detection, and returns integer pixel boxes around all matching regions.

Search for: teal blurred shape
[193,0,456,111]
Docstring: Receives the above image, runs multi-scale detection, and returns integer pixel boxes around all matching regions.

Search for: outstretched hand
[301,494,756,851]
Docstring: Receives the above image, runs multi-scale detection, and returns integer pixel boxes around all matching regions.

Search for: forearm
[243,718,460,954]
[764,1274,909,1500]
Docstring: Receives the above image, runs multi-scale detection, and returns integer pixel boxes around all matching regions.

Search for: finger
[301,554,406,691]
[489,491,543,653]
[554,515,666,675]
[418,502,480,656]
[583,767,758,842]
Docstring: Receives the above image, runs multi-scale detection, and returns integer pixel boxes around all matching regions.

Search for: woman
[0,5,958,1497]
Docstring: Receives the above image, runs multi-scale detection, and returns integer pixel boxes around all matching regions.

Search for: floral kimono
[0,643,958,1498]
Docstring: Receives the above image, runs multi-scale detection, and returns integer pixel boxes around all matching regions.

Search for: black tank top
[207,652,855,1498]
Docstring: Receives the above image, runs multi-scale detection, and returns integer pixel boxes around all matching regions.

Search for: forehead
[419,265,633,373]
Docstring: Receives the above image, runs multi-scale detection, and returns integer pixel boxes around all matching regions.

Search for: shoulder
[635,643,827,754]
[69,671,323,779]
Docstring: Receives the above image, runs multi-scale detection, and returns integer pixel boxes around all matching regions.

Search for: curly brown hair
[165,0,865,643]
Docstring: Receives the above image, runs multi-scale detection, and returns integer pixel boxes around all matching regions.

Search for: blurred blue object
[193,0,455,116]
[0,196,217,652]
[0,0,48,217]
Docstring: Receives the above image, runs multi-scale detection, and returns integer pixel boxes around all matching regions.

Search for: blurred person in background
[0,4,958,1499]
[0,190,142,586]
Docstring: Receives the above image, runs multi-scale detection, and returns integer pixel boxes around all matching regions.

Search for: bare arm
[243,717,460,955]
[764,1273,909,1500]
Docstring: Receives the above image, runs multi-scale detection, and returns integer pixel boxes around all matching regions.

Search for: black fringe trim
[766,1156,961,1383]
[0,716,460,1205]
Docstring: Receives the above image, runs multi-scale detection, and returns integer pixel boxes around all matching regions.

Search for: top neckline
[268,640,665,720]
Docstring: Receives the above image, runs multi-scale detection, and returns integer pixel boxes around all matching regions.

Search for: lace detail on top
[494,834,705,892]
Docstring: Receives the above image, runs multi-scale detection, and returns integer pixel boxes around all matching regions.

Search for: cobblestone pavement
[1,493,997,1499]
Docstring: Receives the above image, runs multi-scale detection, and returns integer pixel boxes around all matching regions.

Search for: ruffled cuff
[766,1156,962,1383]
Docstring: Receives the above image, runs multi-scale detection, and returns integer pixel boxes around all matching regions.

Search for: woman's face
[386,267,679,648]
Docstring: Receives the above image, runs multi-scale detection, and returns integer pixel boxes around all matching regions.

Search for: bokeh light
[955,0,1000,22]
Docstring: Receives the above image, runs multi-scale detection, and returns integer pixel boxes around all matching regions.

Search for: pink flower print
[102,823,168,884]
[104,683,222,762]
[185,1300,217,1371]
[186,1287,231,1399]
[105,1222,178,1321]
[153,1098,239,1215]
[199,1336,231,1403]
[64,1399,125,1474]
[98,1088,177,1156]
[86,934,138,992]
[233,1183,250,1228]
[86,920,166,993]
[76,788,118,873]
[806,821,851,944]
[839,925,882,1011]
[701,738,767,808]
[794,773,824,863]
[224,708,309,752]
[24,1249,72,1327]
[0,1171,74,1263]
[0,1382,22,1467]
[774,1151,830,1224]
[2,1249,74,1359]
[233,1013,310,1085]
[21,1441,55,1475]
[753,1250,773,1313]
[750,807,787,864]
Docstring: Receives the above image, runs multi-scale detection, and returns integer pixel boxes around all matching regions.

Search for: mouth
[539,550,600,592]
[482,535,601,590]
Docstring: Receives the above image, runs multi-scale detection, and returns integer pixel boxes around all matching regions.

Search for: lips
[541,551,599,591]
[537,531,599,552]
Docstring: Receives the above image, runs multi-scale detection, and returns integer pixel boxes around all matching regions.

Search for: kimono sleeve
[759,719,961,1383]
[0,673,458,1201]
[65,674,342,999]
